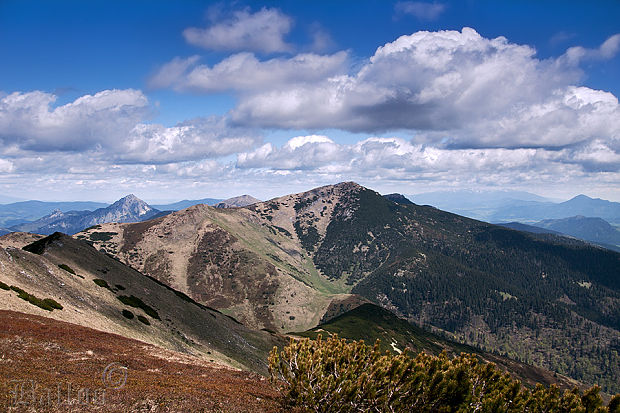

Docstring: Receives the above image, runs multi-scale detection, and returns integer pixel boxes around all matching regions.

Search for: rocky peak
[110,194,152,216]
[48,209,65,219]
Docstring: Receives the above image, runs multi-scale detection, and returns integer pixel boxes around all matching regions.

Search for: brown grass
[0,310,287,412]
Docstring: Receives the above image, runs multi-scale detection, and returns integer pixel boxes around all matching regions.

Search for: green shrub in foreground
[9,285,63,311]
[269,335,620,413]
[122,309,134,319]
[117,295,160,319]
[58,264,76,274]
[137,315,150,325]
[93,278,113,291]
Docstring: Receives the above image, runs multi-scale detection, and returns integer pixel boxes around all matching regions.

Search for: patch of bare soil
[0,310,286,412]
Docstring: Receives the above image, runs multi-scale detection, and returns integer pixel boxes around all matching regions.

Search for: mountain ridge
[0,231,284,374]
[151,197,223,211]
[533,215,620,247]
[76,181,620,392]
[410,191,620,225]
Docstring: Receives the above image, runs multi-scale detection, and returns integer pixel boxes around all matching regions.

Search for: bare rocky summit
[215,194,261,208]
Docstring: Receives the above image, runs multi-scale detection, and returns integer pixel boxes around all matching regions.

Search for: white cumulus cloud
[236,133,620,190]
[0,158,14,173]
[0,90,262,164]
[119,117,261,164]
[183,7,293,53]
[237,135,345,170]
[562,33,620,65]
[0,89,148,151]
[228,28,620,151]
[149,52,348,92]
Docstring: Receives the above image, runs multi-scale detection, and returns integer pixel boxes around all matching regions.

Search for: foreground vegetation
[270,335,620,412]
[0,282,63,312]
[0,310,284,412]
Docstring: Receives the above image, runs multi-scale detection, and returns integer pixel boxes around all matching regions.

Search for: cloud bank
[0,90,261,163]
[151,27,620,154]
[227,28,620,150]
[1,25,619,201]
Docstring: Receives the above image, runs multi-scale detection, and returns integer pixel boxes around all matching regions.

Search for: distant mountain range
[0,200,108,227]
[0,194,25,203]
[0,195,263,234]
[409,190,556,221]
[410,191,620,226]
[491,195,620,225]
[10,194,162,235]
[499,216,620,252]
[151,198,222,211]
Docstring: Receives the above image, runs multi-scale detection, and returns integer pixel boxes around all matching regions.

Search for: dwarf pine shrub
[9,285,63,311]
[269,335,620,413]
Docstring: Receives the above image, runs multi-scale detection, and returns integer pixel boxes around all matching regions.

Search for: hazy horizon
[1,184,617,206]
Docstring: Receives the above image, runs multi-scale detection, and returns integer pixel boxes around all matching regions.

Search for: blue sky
[0,0,619,202]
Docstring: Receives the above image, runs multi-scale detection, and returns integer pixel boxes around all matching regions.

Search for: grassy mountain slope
[0,232,284,374]
[75,200,358,333]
